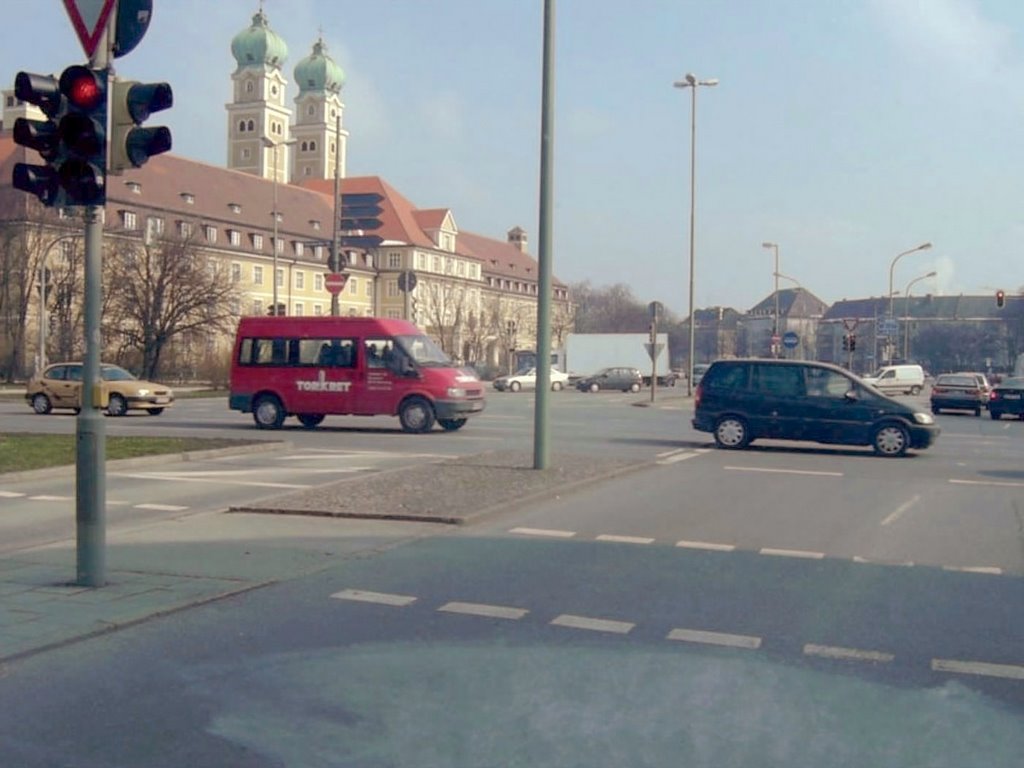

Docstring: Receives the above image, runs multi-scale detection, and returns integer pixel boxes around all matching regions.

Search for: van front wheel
[910,386,922,395]
[714,416,750,449]
[438,418,467,431]
[872,423,909,457]
[298,413,325,429]
[399,397,435,433]
[253,395,286,430]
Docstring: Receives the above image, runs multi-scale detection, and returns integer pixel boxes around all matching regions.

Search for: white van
[861,364,925,395]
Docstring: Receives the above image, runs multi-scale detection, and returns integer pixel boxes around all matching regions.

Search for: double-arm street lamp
[674,73,718,395]
[762,242,780,356]
[903,270,937,361]
[263,137,297,315]
[887,241,932,363]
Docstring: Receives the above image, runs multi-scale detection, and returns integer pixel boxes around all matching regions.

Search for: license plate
[155,397,170,404]
[470,402,484,411]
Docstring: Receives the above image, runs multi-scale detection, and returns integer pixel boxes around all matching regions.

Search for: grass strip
[0,434,257,473]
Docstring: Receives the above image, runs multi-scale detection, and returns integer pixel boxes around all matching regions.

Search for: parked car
[988,376,1024,420]
[576,367,643,393]
[860,363,925,395]
[692,358,939,457]
[930,373,989,416]
[691,363,711,388]
[492,367,569,392]
[25,363,175,417]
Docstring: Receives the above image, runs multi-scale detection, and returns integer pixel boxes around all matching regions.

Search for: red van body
[228,316,486,432]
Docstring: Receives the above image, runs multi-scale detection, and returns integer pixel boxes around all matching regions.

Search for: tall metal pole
[76,16,112,587]
[272,142,280,315]
[686,84,696,396]
[886,242,931,363]
[533,0,555,470]
[331,112,341,317]
[37,264,46,373]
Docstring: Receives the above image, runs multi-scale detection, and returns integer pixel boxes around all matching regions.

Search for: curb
[0,440,291,483]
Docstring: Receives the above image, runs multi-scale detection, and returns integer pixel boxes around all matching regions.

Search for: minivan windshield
[395,334,452,367]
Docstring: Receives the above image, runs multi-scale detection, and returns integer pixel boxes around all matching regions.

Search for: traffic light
[56,65,108,206]
[109,78,172,174]
[842,334,850,352]
[11,71,64,206]
[996,290,1006,309]
[849,334,856,351]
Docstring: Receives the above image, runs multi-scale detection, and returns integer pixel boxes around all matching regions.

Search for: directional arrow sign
[340,235,384,249]
[64,0,117,57]
[339,217,383,231]
[339,204,383,220]
[340,192,384,208]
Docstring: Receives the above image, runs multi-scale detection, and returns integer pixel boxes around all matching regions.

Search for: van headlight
[447,387,467,398]
[912,412,934,425]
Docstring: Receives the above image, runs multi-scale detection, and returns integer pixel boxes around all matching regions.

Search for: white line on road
[667,627,762,649]
[676,540,736,552]
[942,565,1004,575]
[595,534,656,545]
[853,556,915,567]
[330,589,417,607]
[657,451,700,465]
[949,478,1024,488]
[724,466,843,477]
[0,491,26,498]
[760,547,825,560]
[803,644,895,663]
[932,658,1024,680]
[551,614,635,634]
[438,602,528,620]
[28,495,73,502]
[114,473,309,489]
[508,527,576,538]
[880,494,921,526]
[134,503,189,512]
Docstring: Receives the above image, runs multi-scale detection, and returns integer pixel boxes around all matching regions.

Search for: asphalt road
[1,389,1023,766]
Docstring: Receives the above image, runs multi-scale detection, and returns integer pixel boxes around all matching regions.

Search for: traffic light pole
[76,20,111,588]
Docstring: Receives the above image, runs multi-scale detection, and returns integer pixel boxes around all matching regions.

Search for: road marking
[804,644,895,663]
[28,495,73,501]
[134,503,189,512]
[551,614,635,634]
[932,659,1024,680]
[0,491,26,498]
[853,556,915,567]
[724,466,843,477]
[438,602,528,620]
[114,473,309,489]
[668,627,761,649]
[942,565,1003,575]
[880,494,921,526]
[760,547,825,559]
[330,589,417,607]
[595,534,655,545]
[676,540,736,552]
[508,527,576,538]
[949,478,1024,489]
[657,451,700,465]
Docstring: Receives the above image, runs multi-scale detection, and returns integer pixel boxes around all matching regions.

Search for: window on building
[246,81,254,94]
[301,141,308,151]
[387,280,399,297]
[314,274,324,292]
[365,281,373,297]
[253,265,264,285]
[229,230,241,246]
[241,148,251,160]
[314,304,323,316]
[433,256,442,272]
[178,221,193,239]
[205,225,217,243]
[253,234,264,250]
[275,237,284,254]
[295,242,304,257]
[295,271,305,290]
[238,120,246,132]
[231,263,241,283]
[307,105,316,117]
[388,252,402,269]
[386,309,401,319]
[276,268,284,288]
[457,261,465,276]
[348,277,358,294]
[314,245,323,260]
[60,241,75,261]
[310,140,317,151]
[253,299,262,315]
[121,211,137,230]
[417,253,427,269]
[294,302,304,316]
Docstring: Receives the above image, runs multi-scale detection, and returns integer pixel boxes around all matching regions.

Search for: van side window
[753,364,803,396]
[806,368,853,398]
[304,338,356,368]
[364,338,395,369]
[705,363,746,390]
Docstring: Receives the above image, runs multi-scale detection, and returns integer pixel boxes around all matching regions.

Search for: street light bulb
[918,242,933,251]
[685,73,696,84]
[702,78,720,86]
[762,242,775,248]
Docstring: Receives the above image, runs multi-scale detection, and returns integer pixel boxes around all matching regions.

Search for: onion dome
[231,9,288,70]
[294,37,345,94]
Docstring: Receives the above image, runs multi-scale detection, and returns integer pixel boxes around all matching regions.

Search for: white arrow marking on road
[551,614,634,634]
[438,602,528,620]
[880,494,921,526]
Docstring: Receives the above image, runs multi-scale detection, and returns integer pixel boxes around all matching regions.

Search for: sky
[3,0,1024,316]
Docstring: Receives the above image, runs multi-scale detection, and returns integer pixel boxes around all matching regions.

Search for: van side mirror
[844,389,859,402]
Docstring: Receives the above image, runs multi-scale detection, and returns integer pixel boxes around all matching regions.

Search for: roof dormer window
[125,181,142,194]
[229,203,242,214]
[309,219,321,230]
[181,192,195,205]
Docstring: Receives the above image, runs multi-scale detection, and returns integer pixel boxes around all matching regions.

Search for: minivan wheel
[588,382,599,393]
[990,410,1002,420]
[872,423,909,457]
[399,396,435,433]
[31,393,52,414]
[298,413,325,429]
[629,382,641,393]
[253,394,286,429]
[714,416,750,450]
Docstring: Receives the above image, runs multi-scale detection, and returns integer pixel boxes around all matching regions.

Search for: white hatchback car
[493,366,570,392]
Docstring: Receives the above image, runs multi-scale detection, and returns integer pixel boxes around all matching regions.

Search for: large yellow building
[0,7,571,381]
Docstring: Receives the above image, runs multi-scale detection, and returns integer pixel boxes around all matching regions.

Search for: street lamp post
[903,270,937,361]
[887,241,932,363]
[774,271,802,289]
[762,242,779,357]
[674,73,718,396]
[263,137,297,315]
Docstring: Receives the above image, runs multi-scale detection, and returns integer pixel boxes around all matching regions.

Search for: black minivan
[692,359,940,457]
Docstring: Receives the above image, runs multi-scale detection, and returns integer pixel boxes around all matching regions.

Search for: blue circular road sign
[782,331,799,349]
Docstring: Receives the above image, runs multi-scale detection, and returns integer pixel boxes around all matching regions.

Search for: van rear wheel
[910,386,922,395]
[253,394,286,430]
[298,413,325,429]
[399,396,435,433]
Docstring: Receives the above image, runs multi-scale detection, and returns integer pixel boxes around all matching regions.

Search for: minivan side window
[806,367,854,398]
[752,364,803,397]
[704,363,746,390]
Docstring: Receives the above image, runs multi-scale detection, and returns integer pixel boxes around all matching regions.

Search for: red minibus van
[228,316,486,432]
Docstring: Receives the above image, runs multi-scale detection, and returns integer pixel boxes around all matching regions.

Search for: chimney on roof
[507,226,528,253]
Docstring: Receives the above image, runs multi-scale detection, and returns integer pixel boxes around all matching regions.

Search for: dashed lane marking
[134,503,189,512]
[438,602,528,620]
[853,556,915,567]
[595,534,655,544]
[760,547,825,560]
[551,614,635,634]
[725,466,843,477]
[676,540,736,552]
[28,495,73,502]
[113,472,309,490]
[330,589,417,606]
[932,659,1024,681]
[942,565,1004,575]
[509,527,576,538]
[0,491,26,498]
[668,627,761,649]
[949,478,1024,489]
[804,644,895,663]
[880,494,921,526]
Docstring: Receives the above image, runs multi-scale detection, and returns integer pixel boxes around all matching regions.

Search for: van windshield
[396,335,452,367]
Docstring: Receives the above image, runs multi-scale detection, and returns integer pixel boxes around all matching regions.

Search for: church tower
[226,8,292,181]
[291,36,348,182]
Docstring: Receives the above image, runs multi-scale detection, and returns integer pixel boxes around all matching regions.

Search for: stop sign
[324,272,348,295]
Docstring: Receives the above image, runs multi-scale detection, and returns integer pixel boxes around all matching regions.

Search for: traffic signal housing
[996,290,1006,309]
[109,78,172,174]
[56,65,108,206]
[842,335,850,352]
[11,71,64,206]
[849,334,856,351]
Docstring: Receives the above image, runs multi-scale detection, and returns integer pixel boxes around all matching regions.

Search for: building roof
[824,294,1024,321]
[748,287,829,318]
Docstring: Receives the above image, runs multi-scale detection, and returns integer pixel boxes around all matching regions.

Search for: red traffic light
[996,290,1006,308]
[60,66,104,110]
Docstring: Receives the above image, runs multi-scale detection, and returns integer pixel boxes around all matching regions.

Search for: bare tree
[568,280,656,333]
[102,233,239,380]
[419,280,471,357]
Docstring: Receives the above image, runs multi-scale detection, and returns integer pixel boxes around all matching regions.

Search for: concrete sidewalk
[0,449,647,663]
